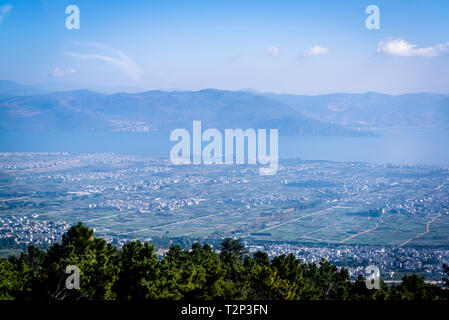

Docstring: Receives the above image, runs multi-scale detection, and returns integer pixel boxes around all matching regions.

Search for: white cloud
[377,38,449,57]
[268,46,280,57]
[304,45,330,56]
[0,4,12,24]
[67,42,143,80]
[51,68,76,77]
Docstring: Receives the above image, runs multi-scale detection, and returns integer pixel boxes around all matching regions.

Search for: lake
[0,129,448,166]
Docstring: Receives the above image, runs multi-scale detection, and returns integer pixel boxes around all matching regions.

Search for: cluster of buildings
[247,243,449,280]
[0,215,70,247]
[94,197,206,212]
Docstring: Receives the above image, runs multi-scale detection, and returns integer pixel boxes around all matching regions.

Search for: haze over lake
[1,128,448,166]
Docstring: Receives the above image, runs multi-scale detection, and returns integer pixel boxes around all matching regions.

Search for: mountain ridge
[1,81,448,135]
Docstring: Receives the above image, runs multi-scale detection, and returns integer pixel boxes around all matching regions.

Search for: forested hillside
[0,223,447,300]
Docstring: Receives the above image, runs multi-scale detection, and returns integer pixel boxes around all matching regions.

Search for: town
[0,152,448,281]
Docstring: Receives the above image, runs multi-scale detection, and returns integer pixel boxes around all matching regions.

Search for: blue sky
[0,0,448,94]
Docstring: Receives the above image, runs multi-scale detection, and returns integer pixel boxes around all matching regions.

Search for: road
[339,218,383,243]
[117,208,238,235]
[398,213,442,247]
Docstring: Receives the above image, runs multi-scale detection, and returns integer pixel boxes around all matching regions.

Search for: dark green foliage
[0,222,447,300]
[443,263,449,287]
[253,251,270,267]
[219,238,248,260]
[113,240,159,299]
[391,274,440,300]
[0,258,20,300]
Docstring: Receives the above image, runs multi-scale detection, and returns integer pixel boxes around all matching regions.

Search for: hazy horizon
[3,79,449,96]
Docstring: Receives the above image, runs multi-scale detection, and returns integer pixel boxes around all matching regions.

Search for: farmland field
[1,153,448,248]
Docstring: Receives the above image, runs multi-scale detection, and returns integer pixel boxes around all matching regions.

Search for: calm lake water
[0,129,448,166]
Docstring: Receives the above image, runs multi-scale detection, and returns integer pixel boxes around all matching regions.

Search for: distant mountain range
[261,91,449,129]
[0,80,43,97]
[0,80,145,97]
[0,80,448,136]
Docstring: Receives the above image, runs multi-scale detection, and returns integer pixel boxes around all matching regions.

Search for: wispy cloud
[304,45,329,56]
[268,46,280,57]
[377,38,449,57]
[67,42,143,80]
[0,4,12,24]
[51,68,76,77]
